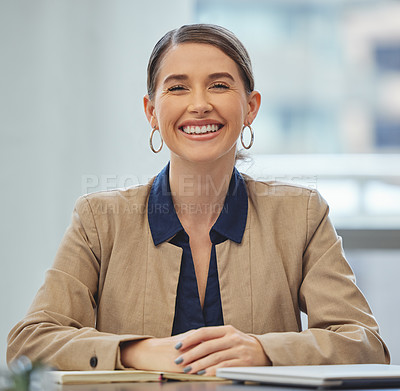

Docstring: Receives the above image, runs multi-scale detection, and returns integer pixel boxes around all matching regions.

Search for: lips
[179,122,224,135]
[181,124,220,135]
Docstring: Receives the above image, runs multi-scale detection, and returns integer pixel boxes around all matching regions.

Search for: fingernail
[197,370,206,375]
[175,342,182,350]
[183,366,192,373]
[174,357,183,365]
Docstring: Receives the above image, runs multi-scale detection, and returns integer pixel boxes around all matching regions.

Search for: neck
[169,153,235,228]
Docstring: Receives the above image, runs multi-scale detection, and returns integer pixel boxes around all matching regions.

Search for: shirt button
[90,356,98,368]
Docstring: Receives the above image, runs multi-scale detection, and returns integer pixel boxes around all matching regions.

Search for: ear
[245,90,261,125]
[143,94,157,127]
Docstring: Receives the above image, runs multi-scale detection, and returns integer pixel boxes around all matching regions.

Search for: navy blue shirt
[148,163,248,335]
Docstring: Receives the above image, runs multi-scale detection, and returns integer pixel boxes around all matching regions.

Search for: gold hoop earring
[150,126,163,153]
[240,124,254,149]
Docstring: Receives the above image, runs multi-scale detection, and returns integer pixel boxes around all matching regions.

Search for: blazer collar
[148,163,248,246]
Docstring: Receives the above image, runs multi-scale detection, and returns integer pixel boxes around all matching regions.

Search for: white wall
[0,0,194,368]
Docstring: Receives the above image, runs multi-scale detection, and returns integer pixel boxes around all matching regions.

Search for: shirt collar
[148,164,183,246]
[148,163,248,246]
[210,167,248,244]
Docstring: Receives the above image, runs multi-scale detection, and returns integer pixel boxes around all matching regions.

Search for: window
[196,0,400,229]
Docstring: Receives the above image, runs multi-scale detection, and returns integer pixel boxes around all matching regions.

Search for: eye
[210,82,229,90]
[167,85,187,92]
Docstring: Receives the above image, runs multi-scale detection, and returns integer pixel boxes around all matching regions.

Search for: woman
[7,24,389,375]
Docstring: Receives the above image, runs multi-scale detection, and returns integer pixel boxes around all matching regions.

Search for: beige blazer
[7,176,390,370]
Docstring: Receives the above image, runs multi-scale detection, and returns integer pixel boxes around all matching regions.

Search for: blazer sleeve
[7,196,150,370]
[252,189,390,365]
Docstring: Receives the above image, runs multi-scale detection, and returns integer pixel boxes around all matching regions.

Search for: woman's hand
[173,325,271,376]
[120,325,270,375]
[120,331,196,372]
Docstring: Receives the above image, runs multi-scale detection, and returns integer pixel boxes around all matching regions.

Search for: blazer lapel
[216,226,253,333]
[144,236,182,337]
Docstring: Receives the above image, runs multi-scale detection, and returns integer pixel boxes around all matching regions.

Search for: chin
[170,144,237,165]
[183,152,235,166]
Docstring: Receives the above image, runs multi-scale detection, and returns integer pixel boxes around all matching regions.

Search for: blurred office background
[0,0,399,368]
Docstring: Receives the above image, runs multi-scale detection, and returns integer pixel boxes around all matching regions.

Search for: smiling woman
[7,24,390,375]
[144,42,260,165]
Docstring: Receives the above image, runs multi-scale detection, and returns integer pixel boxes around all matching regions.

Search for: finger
[178,332,265,373]
[178,334,232,367]
[176,325,233,351]
[182,346,235,374]
[204,358,245,377]
[173,329,199,351]
[179,335,252,374]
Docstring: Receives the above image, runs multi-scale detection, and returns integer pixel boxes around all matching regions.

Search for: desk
[48,382,400,391]
[50,382,238,391]
[51,383,234,391]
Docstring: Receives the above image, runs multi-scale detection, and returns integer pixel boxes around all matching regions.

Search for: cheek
[224,94,248,118]
[155,99,183,124]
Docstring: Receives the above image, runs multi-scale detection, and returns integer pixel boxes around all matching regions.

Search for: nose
[188,90,213,115]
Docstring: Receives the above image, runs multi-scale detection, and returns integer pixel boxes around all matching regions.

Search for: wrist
[250,335,272,366]
[120,338,152,369]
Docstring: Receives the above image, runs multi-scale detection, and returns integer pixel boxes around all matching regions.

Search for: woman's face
[144,43,260,165]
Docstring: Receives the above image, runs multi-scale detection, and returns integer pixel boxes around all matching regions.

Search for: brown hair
[147,24,255,100]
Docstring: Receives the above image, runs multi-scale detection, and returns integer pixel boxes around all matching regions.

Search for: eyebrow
[162,74,188,85]
[162,72,236,85]
[208,72,235,82]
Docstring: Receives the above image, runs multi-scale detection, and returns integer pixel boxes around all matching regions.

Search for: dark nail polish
[175,342,183,350]
[183,366,192,373]
[174,357,183,365]
[197,370,206,375]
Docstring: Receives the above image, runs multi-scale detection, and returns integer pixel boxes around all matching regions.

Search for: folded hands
[121,325,270,376]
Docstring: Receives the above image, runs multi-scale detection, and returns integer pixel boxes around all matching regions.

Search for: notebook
[47,369,224,385]
[216,364,400,388]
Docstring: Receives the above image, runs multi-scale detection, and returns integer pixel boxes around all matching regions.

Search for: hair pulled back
[147,24,254,100]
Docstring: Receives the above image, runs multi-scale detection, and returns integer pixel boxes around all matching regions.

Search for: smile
[180,124,222,135]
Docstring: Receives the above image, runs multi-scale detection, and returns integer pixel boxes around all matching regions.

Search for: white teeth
[182,124,220,134]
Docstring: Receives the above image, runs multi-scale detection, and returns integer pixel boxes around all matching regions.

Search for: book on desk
[48,364,400,388]
[48,369,224,385]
